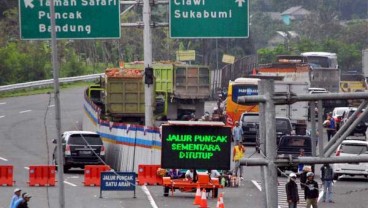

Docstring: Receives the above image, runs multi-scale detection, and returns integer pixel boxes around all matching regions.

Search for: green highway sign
[170,0,249,38]
[19,0,121,39]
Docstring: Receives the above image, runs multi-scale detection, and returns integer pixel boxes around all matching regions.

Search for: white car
[333,140,368,180]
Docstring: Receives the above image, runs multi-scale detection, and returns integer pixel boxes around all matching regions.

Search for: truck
[256,57,310,132]
[274,81,309,132]
[301,52,340,92]
[86,62,211,124]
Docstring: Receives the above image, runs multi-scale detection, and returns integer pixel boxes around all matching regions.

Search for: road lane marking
[24,167,29,170]
[64,181,77,187]
[252,180,262,191]
[48,105,55,108]
[141,185,158,208]
[0,115,5,119]
[0,157,8,161]
[0,102,6,105]
[19,110,32,114]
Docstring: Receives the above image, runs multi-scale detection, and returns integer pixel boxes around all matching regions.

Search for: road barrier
[137,164,162,185]
[83,165,111,186]
[28,165,56,186]
[0,165,15,186]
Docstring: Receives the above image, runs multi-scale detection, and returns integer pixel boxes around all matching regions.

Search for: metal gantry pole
[310,101,317,156]
[262,80,278,208]
[258,81,267,207]
[49,0,65,207]
[317,100,324,157]
[143,0,154,126]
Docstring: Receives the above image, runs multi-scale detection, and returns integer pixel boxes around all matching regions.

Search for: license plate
[249,128,256,131]
[79,151,91,155]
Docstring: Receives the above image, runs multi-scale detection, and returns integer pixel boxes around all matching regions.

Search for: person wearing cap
[16,194,31,208]
[304,172,319,208]
[285,172,299,208]
[9,188,21,208]
[232,121,243,143]
[13,192,27,208]
[300,166,311,190]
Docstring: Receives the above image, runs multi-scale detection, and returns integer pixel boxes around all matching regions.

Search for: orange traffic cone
[193,184,201,205]
[199,189,208,208]
[216,193,225,208]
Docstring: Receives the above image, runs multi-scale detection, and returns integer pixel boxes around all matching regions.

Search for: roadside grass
[0,81,93,99]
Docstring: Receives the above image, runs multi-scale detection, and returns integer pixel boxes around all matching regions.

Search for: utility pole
[261,80,278,208]
[49,0,65,207]
[143,0,154,126]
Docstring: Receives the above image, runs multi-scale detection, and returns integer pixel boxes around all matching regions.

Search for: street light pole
[143,0,154,126]
[49,0,65,207]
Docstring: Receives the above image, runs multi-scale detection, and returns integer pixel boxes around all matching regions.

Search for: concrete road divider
[28,165,56,186]
[0,165,15,186]
[137,164,162,185]
[83,165,111,186]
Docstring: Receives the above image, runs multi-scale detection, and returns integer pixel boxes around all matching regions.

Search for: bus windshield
[231,84,258,103]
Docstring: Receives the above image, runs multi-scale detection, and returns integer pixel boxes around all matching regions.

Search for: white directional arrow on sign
[235,0,245,7]
[24,0,34,9]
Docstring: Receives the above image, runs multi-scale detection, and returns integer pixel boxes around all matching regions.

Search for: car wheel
[333,174,339,181]
[164,187,169,197]
[63,165,70,173]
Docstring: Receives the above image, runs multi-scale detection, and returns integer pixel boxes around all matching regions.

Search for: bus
[225,78,259,126]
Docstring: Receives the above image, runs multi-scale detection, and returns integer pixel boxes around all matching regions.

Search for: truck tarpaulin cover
[161,125,231,170]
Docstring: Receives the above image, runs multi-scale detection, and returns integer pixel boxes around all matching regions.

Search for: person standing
[326,113,336,142]
[232,121,243,143]
[9,188,21,208]
[300,166,311,190]
[232,141,245,180]
[321,164,334,203]
[16,194,31,208]
[13,193,27,208]
[304,172,319,208]
[285,172,299,208]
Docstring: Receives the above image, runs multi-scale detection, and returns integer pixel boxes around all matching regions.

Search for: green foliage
[257,45,290,64]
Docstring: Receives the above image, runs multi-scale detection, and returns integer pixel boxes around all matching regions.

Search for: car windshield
[68,134,103,145]
[232,84,258,103]
[242,115,259,123]
[276,119,290,131]
[280,137,311,150]
[335,108,346,116]
[341,144,368,154]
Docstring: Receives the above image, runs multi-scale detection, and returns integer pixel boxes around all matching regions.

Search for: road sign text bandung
[19,0,121,39]
[170,0,249,38]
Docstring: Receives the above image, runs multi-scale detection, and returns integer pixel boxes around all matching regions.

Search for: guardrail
[0,73,103,92]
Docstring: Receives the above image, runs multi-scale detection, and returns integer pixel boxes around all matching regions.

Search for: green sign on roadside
[170,0,249,38]
[19,0,121,39]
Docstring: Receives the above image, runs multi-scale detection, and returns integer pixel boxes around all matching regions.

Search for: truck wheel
[213,188,218,198]
[164,187,169,197]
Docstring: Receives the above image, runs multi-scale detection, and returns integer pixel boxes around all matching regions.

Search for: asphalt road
[1,87,368,207]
